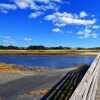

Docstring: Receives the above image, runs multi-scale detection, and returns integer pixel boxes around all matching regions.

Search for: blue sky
[0,0,100,47]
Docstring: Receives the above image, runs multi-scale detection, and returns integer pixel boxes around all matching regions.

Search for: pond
[0,55,96,68]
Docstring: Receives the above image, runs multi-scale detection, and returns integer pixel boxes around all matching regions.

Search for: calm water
[0,55,96,68]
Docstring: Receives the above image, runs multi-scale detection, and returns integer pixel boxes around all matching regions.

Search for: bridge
[69,52,100,100]
[41,52,100,100]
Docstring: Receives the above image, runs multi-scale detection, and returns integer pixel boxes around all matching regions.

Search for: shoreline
[0,62,84,73]
[0,53,97,56]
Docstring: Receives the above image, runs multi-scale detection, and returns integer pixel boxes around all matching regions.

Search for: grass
[26,88,51,96]
[0,63,56,72]
[0,49,99,55]
[0,63,19,72]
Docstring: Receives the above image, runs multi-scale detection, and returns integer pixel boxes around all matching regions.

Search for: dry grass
[0,63,19,72]
[26,88,51,96]
[0,63,56,72]
[0,49,99,55]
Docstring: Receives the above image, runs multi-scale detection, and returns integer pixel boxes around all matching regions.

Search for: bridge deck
[69,52,100,100]
[95,75,100,100]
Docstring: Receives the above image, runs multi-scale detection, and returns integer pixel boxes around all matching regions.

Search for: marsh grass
[0,49,98,55]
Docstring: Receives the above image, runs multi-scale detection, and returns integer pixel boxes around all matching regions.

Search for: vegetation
[0,45,100,50]
[0,45,20,50]
[0,45,71,50]
[27,45,46,50]
[0,63,19,72]
[0,63,57,72]
[0,49,98,55]
[0,45,99,55]
[27,88,50,96]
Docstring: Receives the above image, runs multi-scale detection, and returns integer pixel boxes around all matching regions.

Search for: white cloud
[2,36,12,39]
[91,15,95,17]
[35,0,49,4]
[35,0,62,3]
[14,0,33,9]
[29,12,43,18]
[3,40,9,43]
[1,36,14,44]
[77,28,91,35]
[55,23,66,27]
[65,1,70,5]
[91,34,98,38]
[0,3,17,10]
[2,40,14,44]
[39,2,60,11]
[45,12,96,26]
[0,0,63,14]
[52,0,62,3]
[0,3,17,13]
[77,31,84,35]
[80,11,88,18]
[79,33,98,38]
[52,28,61,32]
[14,0,61,10]
[77,28,98,38]
[24,38,32,41]
[78,28,91,38]
[92,25,100,29]
[1,10,8,13]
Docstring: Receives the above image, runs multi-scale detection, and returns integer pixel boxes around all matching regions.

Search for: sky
[0,0,100,47]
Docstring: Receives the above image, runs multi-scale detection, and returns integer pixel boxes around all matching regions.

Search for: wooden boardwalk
[69,52,100,100]
[95,75,100,100]
[41,52,100,100]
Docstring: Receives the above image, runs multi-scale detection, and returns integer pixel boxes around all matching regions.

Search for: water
[0,55,95,68]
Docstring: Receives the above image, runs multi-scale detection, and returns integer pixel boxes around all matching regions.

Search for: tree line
[0,45,71,50]
[0,45,100,50]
